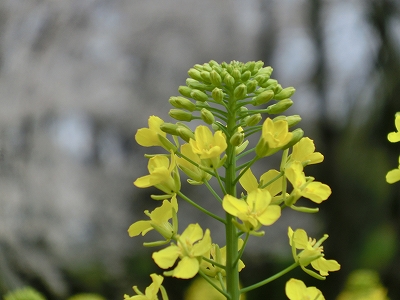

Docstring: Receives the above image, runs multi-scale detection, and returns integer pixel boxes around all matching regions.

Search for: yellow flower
[285,278,325,300]
[239,168,284,204]
[201,241,245,277]
[189,126,227,159]
[124,273,164,300]
[256,118,293,157]
[152,223,211,279]
[134,155,180,194]
[135,116,166,147]
[128,196,178,240]
[176,143,212,184]
[285,162,331,204]
[222,189,281,232]
[386,156,400,184]
[287,137,324,166]
[388,112,400,143]
[288,227,340,277]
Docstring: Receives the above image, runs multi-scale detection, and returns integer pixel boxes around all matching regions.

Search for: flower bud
[177,126,195,142]
[241,70,251,82]
[193,64,204,71]
[244,113,262,126]
[273,84,283,94]
[190,89,209,102]
[253,90,274,106]
[274,87,296,100]
[200,108,215,124]
[273,115,302,127]
[169,109,193,121]
[202,63,212,72]
[234,84,247,100]
[186,78,209,91]
[178,86,193,98]
[232,68,241,81]
[246,80,258,93]
[255,75,269,86]
[209,60,219,67]
[257,66,273,77]
[244,61,255,73]
[223,73,235,87]
[188,68,203,81]
[200,71,211,83]
[210,70,222,86]
[266,99,293,114]
[282,128,304,150]
[157,134,178,152]
[160,122,179,135]
[253,61,264,73]
[169,96,196,111]
[230,131,244,146]
[212,87,224,103]
[263,79,278,89]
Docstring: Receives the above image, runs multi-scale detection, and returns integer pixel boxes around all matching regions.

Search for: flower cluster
[127,61,339,300]
[386,112,400,184]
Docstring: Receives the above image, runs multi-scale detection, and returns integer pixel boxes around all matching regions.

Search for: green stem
[240,262,299,294]
[199,270,230,299]
[201,256,226,270]
[204,179,223,203]
[175,151,216,178]
[177,191,226,224]
[233,156,258,185]
[233,233,249,268]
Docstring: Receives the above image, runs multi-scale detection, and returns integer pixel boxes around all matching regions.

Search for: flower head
[189,126,227,160]
[152,223,211,279]
[285,278,325,300]
[124,273,165,300]
[134,154,180,195]
[285,162,331,205]
[176,143,212,184]
[128,196,178,240]
[288,137,324,166]
[288,227,340,277]
[222,189,281,232]
[388,112,400,143]
[135,116,166,147]
[256,118,293,157]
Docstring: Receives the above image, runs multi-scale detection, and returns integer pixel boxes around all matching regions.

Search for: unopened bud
[200,71,211,83]
[273,84,283,94]
[201,108,215,124]
[257,66,273,76]
[254,61,264,72]
[202,63,212,72]
[177,127,195,142]
[179,86,193,98]
[190,89,209,102]
[209,60,219,67]
[160,123,179,135]
[266,99,293,114]
[212,87,224,103]
[186,78,209,91]
[188,68,203,81]
[282,128,304,150]
[244,113,262,126]
[246,80,258,93]
[232,68,241,81]
[253,90,274,106]
[230,131,244,146]
[169,96,196,111]
[223,73,235,87]
[210,70,222,86]
[255,75,269,86]
[263,79,278,89]
[169,109,193,121]
[193,64,204,71]
[158,134,177,152]
[274,87,296,100]
[234,84,247,100]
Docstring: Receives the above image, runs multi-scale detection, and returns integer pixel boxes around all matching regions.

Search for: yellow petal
[386,168,400,184]
[257,205,281,226]
[222,195,248,217]
[180,224,203,244]
[302,182,331,203]
[311,257,341,276]
[192,229,211,257]
[152,245,180,269]
[172,256,199,279]
[239,168,258,193]
[128,220,152,237]
[259,169,282,196]
[285,278,307,300]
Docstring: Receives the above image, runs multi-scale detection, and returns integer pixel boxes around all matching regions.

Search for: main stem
[225,93,240,300]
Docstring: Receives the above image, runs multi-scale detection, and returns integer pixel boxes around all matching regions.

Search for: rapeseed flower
[189,126,227,159]
[287,137,324,167]
[388,112,400,143]
[386,156,400,184]
[255,118,293,157]
[134,155,180,195]
[152,223,211,279]
[288,227,340,277]
[128,196,178,240]
[124,273,165,300]
[222,189,281,232]
[135,116,166,147]
[176,143,212,184]
[285,278,325,300]
[285,162,331,205]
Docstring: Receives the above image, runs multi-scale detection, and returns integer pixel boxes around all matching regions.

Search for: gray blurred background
[0,0,400,299]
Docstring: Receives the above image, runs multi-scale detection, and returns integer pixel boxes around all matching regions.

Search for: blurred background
[0,0,400,299]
